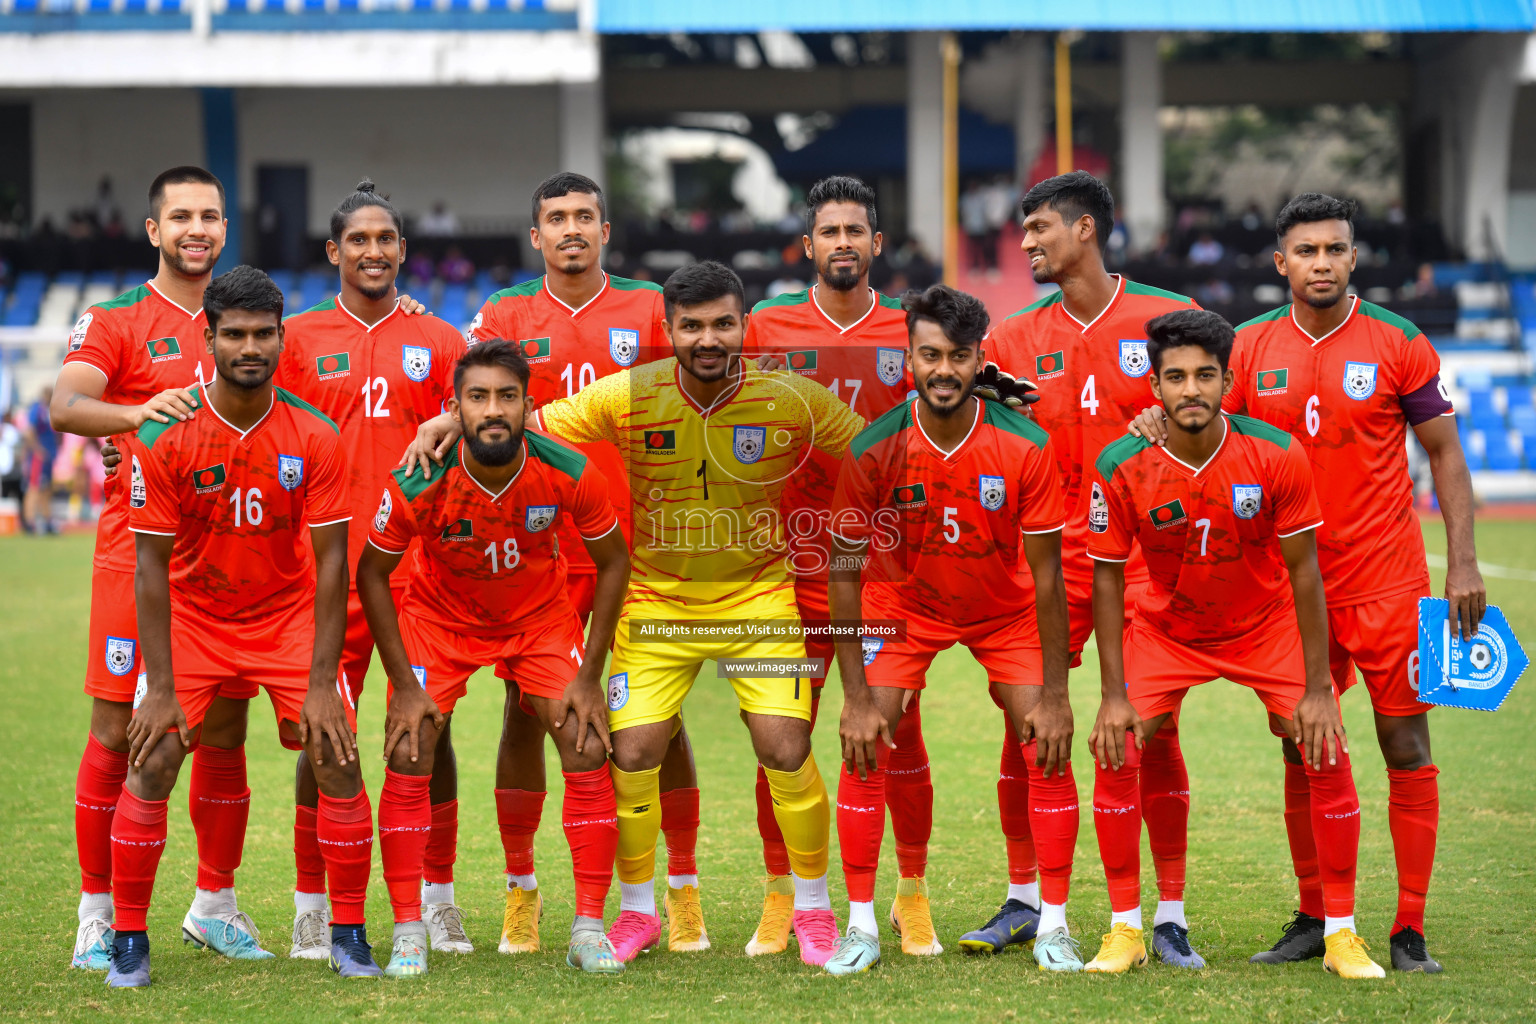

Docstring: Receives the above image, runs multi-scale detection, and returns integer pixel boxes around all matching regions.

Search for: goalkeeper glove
[973,361,1040,408]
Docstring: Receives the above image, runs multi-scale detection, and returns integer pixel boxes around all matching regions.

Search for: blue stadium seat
[11,0,39,12]
[43,0,72,13]
[2,300,40,328]
[266,269,296,294]
[438,283,470,324]
[304,0,326,10]
[160,0,181,11]
[1506,385,1533,415]
[54,270,85,288]
[1484,429,1521,471]
[122,0,146,10]
[87,271,119,289]
[411,0,433,10]
[86,0,112,12]
[1466,389,1505,431]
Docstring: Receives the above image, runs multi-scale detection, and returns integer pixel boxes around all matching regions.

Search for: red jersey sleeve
[63,309,127,383]
[370,476,417,554]
[470,296,510,346]
[128,434,182,536]
[1270,439,1324,538]
[434,327,466,397]
[1395,329,1441,397]
[1222,340,1249,414]
[829,450,880,545]
[570,463,618,540]
[305,428,352,527]
[1016,439,1066,534]
[1086,466,1136,562]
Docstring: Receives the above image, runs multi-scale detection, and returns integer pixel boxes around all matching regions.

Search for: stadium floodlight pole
[942,31,960,287]
[1055,33,1073,174]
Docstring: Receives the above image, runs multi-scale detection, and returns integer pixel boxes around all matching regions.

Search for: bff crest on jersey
[374,489,392,532]
[277,454,305,491]
[861,637,883,666]
[525,505,558,532]
[978,474,1006,511]
[1343,361,1378,400]
[1119,340,1150,377]
[734,425,767,464]
[1232,484,1263,520]
[402,346,432,383]
[876,348,905,386]
[609,328,640,367]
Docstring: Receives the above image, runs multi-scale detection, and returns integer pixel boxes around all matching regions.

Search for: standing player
[740,175,939,957]
[358,341,630,976]
[1130,194,1484,971]
[50,167,263,968]
[274,180,471,958]
[109,267,377,987]
[970,172,1201,963]
[532,261,865,966]
[824,284,1072,975]
[1086,309,1381,979]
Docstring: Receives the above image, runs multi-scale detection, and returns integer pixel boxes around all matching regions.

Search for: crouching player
[825,284,1076,974]
[1084,309,1382,978]
[112,267,375,987]
[357,340,630,976]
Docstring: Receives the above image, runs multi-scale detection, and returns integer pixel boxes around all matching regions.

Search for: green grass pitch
[1,522,1533,1022]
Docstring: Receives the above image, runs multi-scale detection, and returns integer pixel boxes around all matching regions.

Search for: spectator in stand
[102,211,125,240]
[438,244,475,284]
[93,177,121,230]
[981,175,1016,280]
[961,180,992,273]
[417,200,459,238]
[55,434,104,528]
[21,386,59,535]
[1187,231,1225,266]
[1240,200,1265,232]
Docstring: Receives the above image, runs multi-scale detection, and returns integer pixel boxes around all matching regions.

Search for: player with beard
[110,266,372,987]
[358,341,629,976]
[274,181,470,959]
[1129,194,1484,972]
[824,284,1070,974]
[51,167,266,968]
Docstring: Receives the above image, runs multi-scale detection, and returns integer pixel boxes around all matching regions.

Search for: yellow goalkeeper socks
[611,763,662,886]
[763,753,830,880]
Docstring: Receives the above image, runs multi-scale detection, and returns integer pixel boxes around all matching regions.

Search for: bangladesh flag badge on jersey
[1257,368,1289,396]
[644,429,676,454]
[893,482,927,508]
[1148,498,1187,530]
[441,518,474,542]
[520,337,551,363]
[786,350,818,374]
[316,352,351,379]
[192,463,226,494]
[1035,350,1065,380]
[146,337,181,363]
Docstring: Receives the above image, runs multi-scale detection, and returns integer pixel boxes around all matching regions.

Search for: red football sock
[660,787,700,877]
[318,788,374,926]
[379,771,431,923]
[886,700,932,878]
[494,788,545,876]
[1304,751,1360,920]
[75,734,127,894]
[189,744,249,891]
[563,767,620,918]
[998,719,1037,885]
[293,804,326,894]
[1388,764,1439,933]
[1022,740,1078,906]
[109,789,168,933]
[1139,726,1188,903]
[1284,758,1324,919]
[756,765,791,876]
[423,800,458,885]
[837,745,889,903]
[1092,736,1143,913]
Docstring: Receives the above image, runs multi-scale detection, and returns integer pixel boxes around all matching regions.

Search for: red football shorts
[338,584,404,702]
[1328,587,1430,718]
[1124,618,1313,721]
[397,613,586,716]
[567,572,597,629]
[861,592,1042,691]
[1064,566,1148,669]
[162,597,343,750]
[796,578,832,687]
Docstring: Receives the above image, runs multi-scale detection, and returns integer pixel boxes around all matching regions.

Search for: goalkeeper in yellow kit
[532,261,864,967]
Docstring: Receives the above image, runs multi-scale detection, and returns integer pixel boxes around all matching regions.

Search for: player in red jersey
[273,180,471,958]
[1130,194,1484,972]
[49,167,264,969]
[966,172,1199,953]
[358,340,630,976]
[737,175,939,957]
[107,267,377,987]
[824,284,1073,974]
[1086,308,1382,979]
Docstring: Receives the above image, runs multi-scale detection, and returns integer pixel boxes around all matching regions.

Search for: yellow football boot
[1084,923,1147,973]
[1323,929,1386,979]
[889,877,943,955]
[745,876,795,956]
[665,885,710,952]
[497,886,542,954]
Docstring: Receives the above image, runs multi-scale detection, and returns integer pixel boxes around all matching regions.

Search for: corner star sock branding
[109,789,168,933]
[1093,737,1144,915]
[563,768,620,919]
[317,788,373,926]
[1022,739,1079,907]
[1139,727,1190,904]
[886,701,933,879]
[1305,751,1361,921]
[1283,758,1325,920]
[189,744,249,891]
[836,751,887,904]
[75,733,128,894]
[379,771,432,924]
[997,718,1038,887]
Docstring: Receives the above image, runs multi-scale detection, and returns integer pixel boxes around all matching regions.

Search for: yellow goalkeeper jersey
[536,356,864,613]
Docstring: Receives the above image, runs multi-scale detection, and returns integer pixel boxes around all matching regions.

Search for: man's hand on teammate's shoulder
[1291,690,1347,771]
[755,353,786,372]
[1445,560,1488,641]
[136,386,200,427]
[299,682,357,767]
[1126,404,1170,447]
[126,686,191,767]
[839,691,893,781]
[973,361,1040,409]
[382,682,446,765]
[396,293,428,316]
[556,667,612,757]
[1088,693,1144,771]
[401,412,461,477]
[1024,691,1075,778]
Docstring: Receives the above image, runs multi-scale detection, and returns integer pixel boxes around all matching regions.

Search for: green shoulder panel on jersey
[751,289,811,315]
[983,402,1050,449]
[391,442,459,502]
[485,278,544,305]
[93,284,151,313]
[1002,289,1063,321]
[1235,305,1291,333]
[274,387,340,433]
[608,275,663,293]
[1123,280,1196,305]
[527,429,589,481]
[1094,433,1154,484]
[1355,300,1425,341]
[876,291,903,310]
[283,296,337,322]
[850,401,913,460]
[1227,413,1294,450]
[136,384,205,450]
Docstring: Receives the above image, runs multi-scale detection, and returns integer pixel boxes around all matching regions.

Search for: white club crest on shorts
[861,637,883,666]
[609,328,640,367]
[277,454,305,491]
[411,665,427,689]
[1089,480,1108,534]
[132,670,148,709]
[105,636,136,677]
[876,347,904,386]
[402,346,432,383]
[1119,339,1150,377]
[1343,361,1377,400]
[374,489,392,532]
[607,672,629,710]
[734,425,767,464]
[525,505,557,532]
[979,474,1006,511]
[70,312,93,352]
[130,455,146,509]
[1232,484,1263,520]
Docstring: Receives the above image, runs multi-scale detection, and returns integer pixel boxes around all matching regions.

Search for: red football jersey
[127,383,350,620]
[275,297,465,579]
[370,432,617,633]
[832,398,1065,627]
[62,282,214,573]
[1224,297,1447,606]
[1087,414,1323,645]
[987,276,1198,582]
[745,287,911,578]
[468,273,666,575]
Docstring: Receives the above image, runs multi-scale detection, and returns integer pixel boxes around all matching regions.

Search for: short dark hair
[662,260,745,321]
[805,175,878,236]
[902,283,990,348]
[204,265,284,329]
[1275,191,1357,245]
[454,338,532,397]
[531,171,606,226]
[148,166,225,220]
[1019,171,1115,254]
[1145,308,1234,373]
[331,178,403,241]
